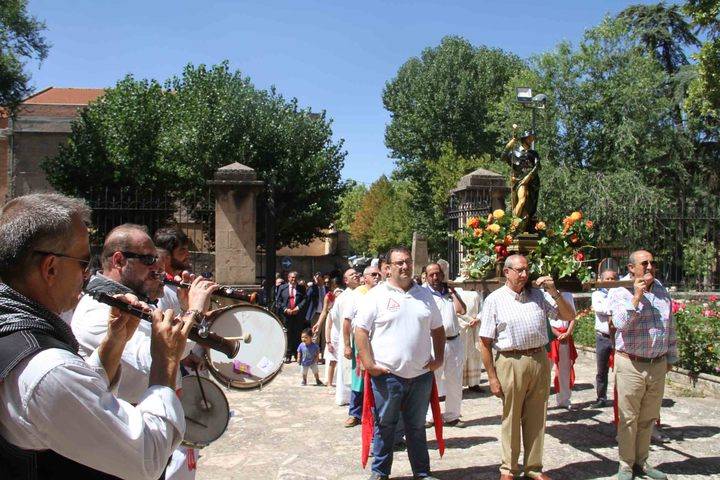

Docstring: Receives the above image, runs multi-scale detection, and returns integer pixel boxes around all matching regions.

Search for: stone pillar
[412,232,428,277]
[208,163,264,286]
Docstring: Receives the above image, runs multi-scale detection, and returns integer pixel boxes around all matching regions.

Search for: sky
[26,0,656,184]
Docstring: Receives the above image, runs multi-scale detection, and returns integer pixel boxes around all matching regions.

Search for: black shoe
[368,474,389,480]
[414,476,441,480]
[590,399,606,409]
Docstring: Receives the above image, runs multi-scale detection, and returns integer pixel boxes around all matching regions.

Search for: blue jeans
[349,389,363,420]
[370,371,433,477]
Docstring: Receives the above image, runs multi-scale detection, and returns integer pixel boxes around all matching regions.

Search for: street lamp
[515,87,546,149]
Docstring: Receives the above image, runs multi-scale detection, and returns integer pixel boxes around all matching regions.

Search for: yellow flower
[473,228,483,237]
[467,217,480,229]
[570,211,582,222]
[535,221,546,231]
[487,223,501,234]
[493,209,505,220]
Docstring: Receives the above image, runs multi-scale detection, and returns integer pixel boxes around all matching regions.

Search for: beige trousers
[615,354,666,472]
[495,350,551,478]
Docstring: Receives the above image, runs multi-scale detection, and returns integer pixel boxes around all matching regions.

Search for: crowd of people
[276,250,676,480]
[0,192,677,480]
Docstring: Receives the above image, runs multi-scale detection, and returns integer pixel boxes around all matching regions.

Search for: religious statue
[502,125,540,232]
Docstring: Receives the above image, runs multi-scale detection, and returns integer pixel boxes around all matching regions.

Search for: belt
[617,351,666,363]
[446,334,459,341]
[596,331,611,338]
[499,346,543,356]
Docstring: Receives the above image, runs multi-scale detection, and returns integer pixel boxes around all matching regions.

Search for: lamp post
[515,87,546,148]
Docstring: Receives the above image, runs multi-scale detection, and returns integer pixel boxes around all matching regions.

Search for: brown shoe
[344,416,361,427]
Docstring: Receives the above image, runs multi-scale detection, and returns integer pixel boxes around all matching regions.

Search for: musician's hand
[489,376,504,398]
[188,275,219,313]
[149,308,191,390]
[344,345,352,360]
[107,293,145,344]
[176,271,194,311]
[366,363,390,377]
[181,351,206,371]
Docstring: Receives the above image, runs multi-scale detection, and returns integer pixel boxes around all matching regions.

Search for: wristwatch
[183,309,203,324]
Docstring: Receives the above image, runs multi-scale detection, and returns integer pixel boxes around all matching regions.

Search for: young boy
[298,328,324,386]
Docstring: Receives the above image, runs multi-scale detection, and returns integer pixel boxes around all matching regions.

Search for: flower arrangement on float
[528,211,596,284]
[456,209,523,279]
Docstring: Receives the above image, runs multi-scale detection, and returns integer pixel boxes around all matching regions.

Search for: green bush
[572,299,720,376]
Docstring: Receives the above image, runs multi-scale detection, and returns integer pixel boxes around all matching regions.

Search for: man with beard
[0,194,191,479]
[154,228,192,314]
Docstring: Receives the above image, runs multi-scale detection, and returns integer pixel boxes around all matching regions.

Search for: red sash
[360,371,444,468]
[548,326,578,392]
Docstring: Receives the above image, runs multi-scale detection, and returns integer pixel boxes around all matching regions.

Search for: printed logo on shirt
[386,298,400,312]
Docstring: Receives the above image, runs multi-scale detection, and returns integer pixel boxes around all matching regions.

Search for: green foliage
[674,298,720,375]
[335,180,367,232]
[682,236,717,289]
[456,209,521,279]
[684,0,720,113]
[43,62,346,248]
[0,0,49,109]
[529,213,596,282]
[348,176,413,255]
[572,309,597,349]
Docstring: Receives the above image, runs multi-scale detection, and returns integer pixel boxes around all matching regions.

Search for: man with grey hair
[276,270,308,362]
[479,254,574,480]
[0,193,193,479]
[608,249,676,480]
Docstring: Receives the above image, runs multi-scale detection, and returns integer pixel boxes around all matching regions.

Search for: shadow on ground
[427,436,495,450]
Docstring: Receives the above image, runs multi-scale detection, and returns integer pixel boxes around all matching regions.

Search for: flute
[162,277,258,303]
[88,291,242,358]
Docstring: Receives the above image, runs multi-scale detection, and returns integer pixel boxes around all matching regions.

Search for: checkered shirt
[608,275,678,364]
[478,285,556,351]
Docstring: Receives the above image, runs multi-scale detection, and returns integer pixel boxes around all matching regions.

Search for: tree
[618,2,699,75]
[335,180,367,233]
[43,62,347,248]
[0,0,49,109]
[383,36,524,173]
[684,0,720,118]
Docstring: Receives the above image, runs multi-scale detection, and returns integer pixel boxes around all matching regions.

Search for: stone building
[0,87,105,202]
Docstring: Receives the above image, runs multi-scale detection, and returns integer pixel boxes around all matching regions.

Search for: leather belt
[617,351,666,363]
[446,334,459,341]
[596,331,611,338]
[499,346,543,356]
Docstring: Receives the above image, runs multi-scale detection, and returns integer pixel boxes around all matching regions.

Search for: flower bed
[573,297,720,376]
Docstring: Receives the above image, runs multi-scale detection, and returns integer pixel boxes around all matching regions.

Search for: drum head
[180,375,229,448]
[205,304,287,389]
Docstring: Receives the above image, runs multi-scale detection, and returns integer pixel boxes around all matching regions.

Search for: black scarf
[84,274,134,297]
[0,283,79,353]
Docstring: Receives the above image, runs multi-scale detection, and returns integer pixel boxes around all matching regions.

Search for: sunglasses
[121,251,158,266]
[639,260,657,268]
[34,250,91,274]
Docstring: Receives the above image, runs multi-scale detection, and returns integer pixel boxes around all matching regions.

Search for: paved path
[197,352,720,480]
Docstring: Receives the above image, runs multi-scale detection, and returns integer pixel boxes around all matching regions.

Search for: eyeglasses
[639,260,656,268]
[391,259,411,267]
[507,266,529,274]
[34,250,91,274]
[120,251,158,266]
[367,273,381,277]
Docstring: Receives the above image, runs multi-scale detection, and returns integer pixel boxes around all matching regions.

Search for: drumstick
[224,333,252,343]
[193,366,210,411]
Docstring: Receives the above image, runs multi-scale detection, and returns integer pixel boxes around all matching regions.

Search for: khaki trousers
[495,350,551,478]
[615,353,666,472]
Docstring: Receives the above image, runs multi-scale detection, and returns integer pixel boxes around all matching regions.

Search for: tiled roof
[23,87,105,105]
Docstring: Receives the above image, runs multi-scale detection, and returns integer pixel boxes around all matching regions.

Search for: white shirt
[478,286,557,351]
[355,282,443,379]
[548,291,576,329]
[158,284,182,315]
[72,295,193,404]
[591,289,613,335]
[425,285,461,337]
[330,287,355,337]
[0,347,184,480]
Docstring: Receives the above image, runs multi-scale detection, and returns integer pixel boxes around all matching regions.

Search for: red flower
[709,295,718,302]
[671,301,682,314]
[703,309,716,317]
[575,252,585,261]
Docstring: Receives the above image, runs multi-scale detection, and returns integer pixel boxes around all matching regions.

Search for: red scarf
[548,326,578,392]
[360,371,444,468]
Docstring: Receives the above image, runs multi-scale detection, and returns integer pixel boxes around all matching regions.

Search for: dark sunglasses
[121,251,158,266]
[34,250,91,274]
[639,260,656,268]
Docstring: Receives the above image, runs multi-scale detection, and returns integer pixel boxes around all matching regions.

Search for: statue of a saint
[502,126,540,231]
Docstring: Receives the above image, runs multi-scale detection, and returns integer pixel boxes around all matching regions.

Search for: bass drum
[180,374,229,448]
[204,304,287,389]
